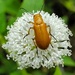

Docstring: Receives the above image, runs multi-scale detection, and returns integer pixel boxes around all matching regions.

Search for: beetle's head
[33,14,43,25]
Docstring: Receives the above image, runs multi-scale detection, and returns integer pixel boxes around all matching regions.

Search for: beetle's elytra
[33,14,51,49]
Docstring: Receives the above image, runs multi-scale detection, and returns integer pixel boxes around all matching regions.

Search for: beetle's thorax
[33,14,43,25]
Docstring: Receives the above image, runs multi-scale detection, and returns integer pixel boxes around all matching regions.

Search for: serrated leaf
[63,56,75,66]
[54,67,62,75]
[21,0,44,12]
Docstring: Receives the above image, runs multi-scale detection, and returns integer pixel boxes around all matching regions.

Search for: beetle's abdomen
[34,23,51,50]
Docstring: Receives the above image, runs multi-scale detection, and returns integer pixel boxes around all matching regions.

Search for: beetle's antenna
[20,8,33,15]
[39,3,44,14]
[20,8,29,12]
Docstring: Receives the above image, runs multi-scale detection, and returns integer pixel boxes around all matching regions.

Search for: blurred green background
[0,0,75,75]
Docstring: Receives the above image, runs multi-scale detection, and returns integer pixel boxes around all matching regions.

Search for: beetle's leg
[23,27,33,38]
[28,21,34,24]
[47,25,57,41]
[23,19,34,38]
[47,25,51,34]
[54,40,69,43]
[47,25,70,43]
[32,38,38,54]
[50,34,57,41]
[23,19,34,24]
[23,21,34,38]
[51,43,53,48]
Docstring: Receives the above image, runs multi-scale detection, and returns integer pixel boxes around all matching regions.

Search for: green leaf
[0,13,6,33]
[10,69,31,75]
[64,72,73,75]
[32,70,45,75]
[60,0,75,12]
[5,0,20,15]
[71,26,75,36]
[62,16,68,24]
[10,70,22,75]
[1,59,17,74]
[0,34,5,44]
[8,17,16,25]
[0,50,17,74]
[0,0,20,15]
[0,0,21,33]
[54,66,62,75]
[0,0,6,13]
[21,69,31,75]
[21,0,44,12]
[63,56,75,66]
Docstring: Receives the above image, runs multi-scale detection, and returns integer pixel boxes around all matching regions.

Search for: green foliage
[18,0,44,16]
[63,56,75,66]
[64,72,73,75]
[0,0,20,34]
[0,13,6,34]
[21,0,44,12]
[0,0,75,75]
[59,0,75,12]
[54,67,62,75]
[0,0,20,15]
[10,69,31,75]
[32,70,45,75]
[0,49,17,74]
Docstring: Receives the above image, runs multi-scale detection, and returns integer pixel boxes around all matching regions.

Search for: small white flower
[2,11,73,69]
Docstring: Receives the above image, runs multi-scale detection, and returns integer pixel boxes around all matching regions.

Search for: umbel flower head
[2,11,73,69]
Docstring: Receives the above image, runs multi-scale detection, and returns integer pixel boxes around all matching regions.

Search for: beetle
[24,12,51,50]
[22,7,69,50]
[33,13,51,49]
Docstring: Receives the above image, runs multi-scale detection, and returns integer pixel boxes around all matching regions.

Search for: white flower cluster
[2,11,73,69]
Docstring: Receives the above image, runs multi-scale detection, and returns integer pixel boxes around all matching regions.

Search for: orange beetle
[25,13,51,50]
[33,13,51,49]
